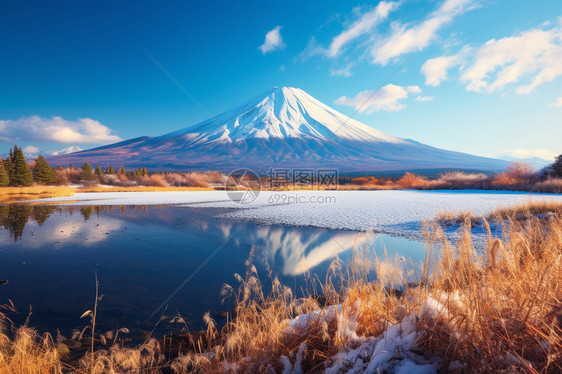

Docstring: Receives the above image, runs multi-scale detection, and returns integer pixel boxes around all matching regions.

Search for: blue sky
[1,0,561,161]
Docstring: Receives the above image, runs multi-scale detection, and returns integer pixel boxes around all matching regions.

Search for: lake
[2,189,561,337]
[0,204,425,336]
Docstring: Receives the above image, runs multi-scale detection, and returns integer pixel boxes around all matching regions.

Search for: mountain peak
[164,86,405,145]
[47,87,507,172]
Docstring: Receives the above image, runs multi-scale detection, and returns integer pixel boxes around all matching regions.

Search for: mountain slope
[47,87,507,172]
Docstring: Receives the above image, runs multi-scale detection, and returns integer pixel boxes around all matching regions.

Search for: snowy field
[32,190,562,239]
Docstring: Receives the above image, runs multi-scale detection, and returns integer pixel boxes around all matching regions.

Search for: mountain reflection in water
[0,205,425,334]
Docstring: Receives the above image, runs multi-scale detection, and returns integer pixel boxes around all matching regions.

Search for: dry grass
[169,211,562,372]
[489,200,562,220]
[0,186,74,204]
[434,209,483,226]
[0,325,63,374]
[532,178,562,194]
[77,186,214,193]
[1,205,561,372]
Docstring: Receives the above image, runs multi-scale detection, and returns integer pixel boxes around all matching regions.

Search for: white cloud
[460,24,562,94]
[328,1,399,58]
[421,54,462,86]
[23,145,39,154]
[330,64,353,77]
[548,97,562,107]
[0,116,122,144]
[371,0,477,65]
[496,149,558,161]
[334,83,426,113]
[406,85,422,94]
[259,26,285,54]
[415,95,434,102]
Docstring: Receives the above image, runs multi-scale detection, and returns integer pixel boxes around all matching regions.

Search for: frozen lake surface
[34,189,562,239]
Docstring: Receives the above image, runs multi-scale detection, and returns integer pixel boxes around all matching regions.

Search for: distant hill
[497,155,552,169]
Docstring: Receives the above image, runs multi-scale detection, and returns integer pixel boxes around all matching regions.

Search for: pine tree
[107,165,115,174]
[94,164,103,183]
[4,148,15,181]
[118,166,126,175]
[33,156,59,185]
[0,159,9,187]
[10,146,33,186]
[553,154,562,177]
[82,162,93,181]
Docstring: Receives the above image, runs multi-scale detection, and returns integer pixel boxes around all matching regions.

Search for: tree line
[0,145,145,187]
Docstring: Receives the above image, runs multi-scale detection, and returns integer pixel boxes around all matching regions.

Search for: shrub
[396,172,428,188]
[504,162,537,184]
[351,176,379,186]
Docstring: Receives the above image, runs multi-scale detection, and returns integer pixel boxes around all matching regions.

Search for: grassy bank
[0,186,74,204]
[77,186,214,193]
[1,202,561,373]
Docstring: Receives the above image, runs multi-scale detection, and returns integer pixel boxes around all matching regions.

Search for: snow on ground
[32,189,562,239]
[280,295,457,373]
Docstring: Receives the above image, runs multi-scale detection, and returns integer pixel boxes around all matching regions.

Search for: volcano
[47,87,506,172]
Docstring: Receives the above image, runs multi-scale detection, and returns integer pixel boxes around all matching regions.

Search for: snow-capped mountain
[46,145,83,156]
[3,145,83,159]
[47,87,507,172]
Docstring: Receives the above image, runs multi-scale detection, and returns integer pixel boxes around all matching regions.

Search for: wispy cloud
[334,84,425,112]
[548,97,562,108]
[422,22,562,96]
[371,0,477,65]
[259,26,285,54]
[328,1,399,58]
[330,64,353,77]
[460,23,562,94]
[0,116,122,144]
[415,95,434,102]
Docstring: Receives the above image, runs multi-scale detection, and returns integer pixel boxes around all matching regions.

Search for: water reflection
[0,205,426,334]
[0,205,56,241]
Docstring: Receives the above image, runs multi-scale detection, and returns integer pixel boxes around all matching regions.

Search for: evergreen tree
[33,156,59,185]
[107,165,115,174]
[134,167,148,178]
[0,159,9,187]
[94,164,103,183]
[4,148,15,181]
[118,166,126,175]
[82,162,93,181]
[553,154,562,177]
[10,146,33,186]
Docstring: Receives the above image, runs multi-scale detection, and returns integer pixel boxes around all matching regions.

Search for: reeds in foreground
[0,202,561,373]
